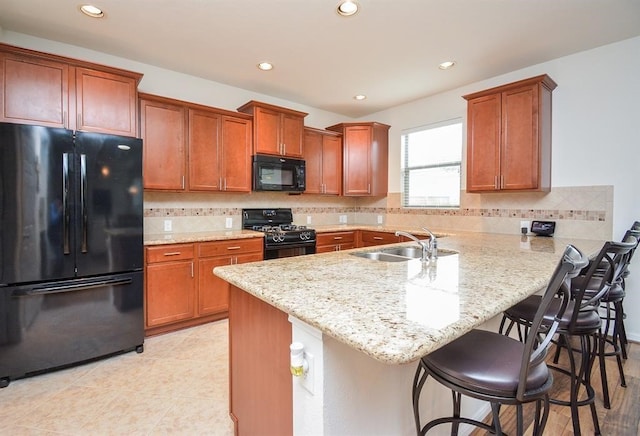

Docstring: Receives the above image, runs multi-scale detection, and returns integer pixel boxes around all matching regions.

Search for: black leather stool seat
[424,329,551,399]
[505,295,601,335]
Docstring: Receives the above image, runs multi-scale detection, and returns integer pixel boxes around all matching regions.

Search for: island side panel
[229,285,293,436]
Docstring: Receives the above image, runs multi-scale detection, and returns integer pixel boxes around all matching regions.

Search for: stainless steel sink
[350,247,457,262]
[350,252,413,262]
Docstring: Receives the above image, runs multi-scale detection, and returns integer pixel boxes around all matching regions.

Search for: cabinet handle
[191,262,194,278]
[494,176,499,189]
[333,236,343,240]
[373,236,384,240]
[282,143,286,155]
[163,251,182,256]
[500,175,504,189]
[226,246,241,251]
[182,176,185,190]
[223,178,227,191]
[219,177,222,190]
[368,183,371,194]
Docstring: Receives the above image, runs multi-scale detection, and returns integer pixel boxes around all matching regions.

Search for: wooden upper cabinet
[140,93,252,192]
[463,74,557,193]
[220,115,252,192]
[140,95,187,190]
[0,52,69,127]
[237,100,307,158]
[189,108,222,191]
[326,122,390,196]
[303,127,342,195]
[74,67,138,136]
[0,43,142,136]
[188,108,252,192]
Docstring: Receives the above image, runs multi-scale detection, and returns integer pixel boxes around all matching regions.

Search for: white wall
[364,36,640,340]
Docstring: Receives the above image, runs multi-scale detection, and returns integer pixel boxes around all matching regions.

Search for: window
[401,119,462,207]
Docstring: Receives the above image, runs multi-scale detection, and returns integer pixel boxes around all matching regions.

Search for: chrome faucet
[395,228,437,262]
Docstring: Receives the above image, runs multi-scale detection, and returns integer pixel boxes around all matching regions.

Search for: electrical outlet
[307,216,312,225]
[339,215,347,224]
[520,220,530,234]
[164,219,172,232]
[377,215,383,224]
[225,217,233,229]
[301,351,315,395]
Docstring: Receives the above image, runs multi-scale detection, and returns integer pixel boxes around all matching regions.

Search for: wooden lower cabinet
[229,285,292,436]
[359,230,400,247]
[316,231,356,252]
[197,239,263,316]
[145,244,196,331]
[144,238,263,335]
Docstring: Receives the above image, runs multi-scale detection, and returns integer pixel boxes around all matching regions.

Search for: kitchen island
[214,232,604,436]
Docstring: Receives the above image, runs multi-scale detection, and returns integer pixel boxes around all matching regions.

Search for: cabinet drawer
[146,244,195,263]
[198,238,263,257]
[316,231,356,246]
[360,231,398,245]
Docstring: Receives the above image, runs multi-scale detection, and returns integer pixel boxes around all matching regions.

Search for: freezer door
[0,123,76,284]
[74,132,143,276]
[0,272,144,380]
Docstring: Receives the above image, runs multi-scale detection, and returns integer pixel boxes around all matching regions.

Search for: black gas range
[242,208,316,260]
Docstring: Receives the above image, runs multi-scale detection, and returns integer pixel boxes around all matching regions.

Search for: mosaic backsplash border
[145,206,606,222]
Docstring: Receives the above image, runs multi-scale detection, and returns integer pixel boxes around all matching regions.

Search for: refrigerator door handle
[11,277,133,296]
[62,152,71,254]
[80,154,88,253]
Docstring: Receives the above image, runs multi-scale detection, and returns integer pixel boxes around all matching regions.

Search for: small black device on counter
[531,220,556,236]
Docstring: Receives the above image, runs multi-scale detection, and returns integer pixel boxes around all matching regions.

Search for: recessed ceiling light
[257,62,274,71]
[337,1,359,16]
[354,94,367,101]
[80,4,104,18]
[438,61,456,70]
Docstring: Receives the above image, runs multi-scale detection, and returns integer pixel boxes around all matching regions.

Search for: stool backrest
[517,244,588,400]
[568,236,637,328]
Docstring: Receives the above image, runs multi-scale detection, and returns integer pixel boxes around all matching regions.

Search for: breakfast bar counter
[214,232,604,436]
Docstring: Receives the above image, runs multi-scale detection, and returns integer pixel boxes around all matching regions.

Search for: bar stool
[412,245,587,436]
[500,237,637,435]
[590,227,640,408]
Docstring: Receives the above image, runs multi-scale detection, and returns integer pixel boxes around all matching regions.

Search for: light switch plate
[307,216,312,224]
[377,215,383,224]
[225,217,233,229]
[164,219,172,232]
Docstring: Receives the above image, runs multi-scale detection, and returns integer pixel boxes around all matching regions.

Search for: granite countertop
[144,229,264,246]
[144,224,449,246]
[213,232,604,365]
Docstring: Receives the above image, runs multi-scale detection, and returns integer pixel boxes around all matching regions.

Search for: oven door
[264,241,316,260]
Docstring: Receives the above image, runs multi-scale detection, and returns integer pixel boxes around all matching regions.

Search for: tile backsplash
[144,185,612,240]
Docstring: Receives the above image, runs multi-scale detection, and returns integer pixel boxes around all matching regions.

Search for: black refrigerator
[0,122,144,387]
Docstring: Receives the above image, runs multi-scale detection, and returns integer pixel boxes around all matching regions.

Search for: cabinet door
[360,231,398,247]
[322,134,342,195]
[74,67,137,136]
[466,94,501,192]
[303,129,323,194]
[145,260,195,327]
[343,126,372,195]
[198,252,262,316]
[189,108,221,191]
[0,53,69,127]
[281,113,303,157]
[253,106,280,155]
[221,116,252,192]
[501,85,539,190]
[140,98,186,190]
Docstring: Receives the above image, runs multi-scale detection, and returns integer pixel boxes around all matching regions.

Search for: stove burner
[243,208,316,259]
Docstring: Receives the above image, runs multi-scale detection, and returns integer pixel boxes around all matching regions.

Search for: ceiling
[1,0,639,118]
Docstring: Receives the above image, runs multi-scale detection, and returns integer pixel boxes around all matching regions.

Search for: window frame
[401,118,463,208]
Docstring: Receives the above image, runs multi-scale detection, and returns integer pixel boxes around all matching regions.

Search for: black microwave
[253,154,306,192]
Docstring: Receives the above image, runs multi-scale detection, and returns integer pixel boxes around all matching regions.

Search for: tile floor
[2,320,234,435]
